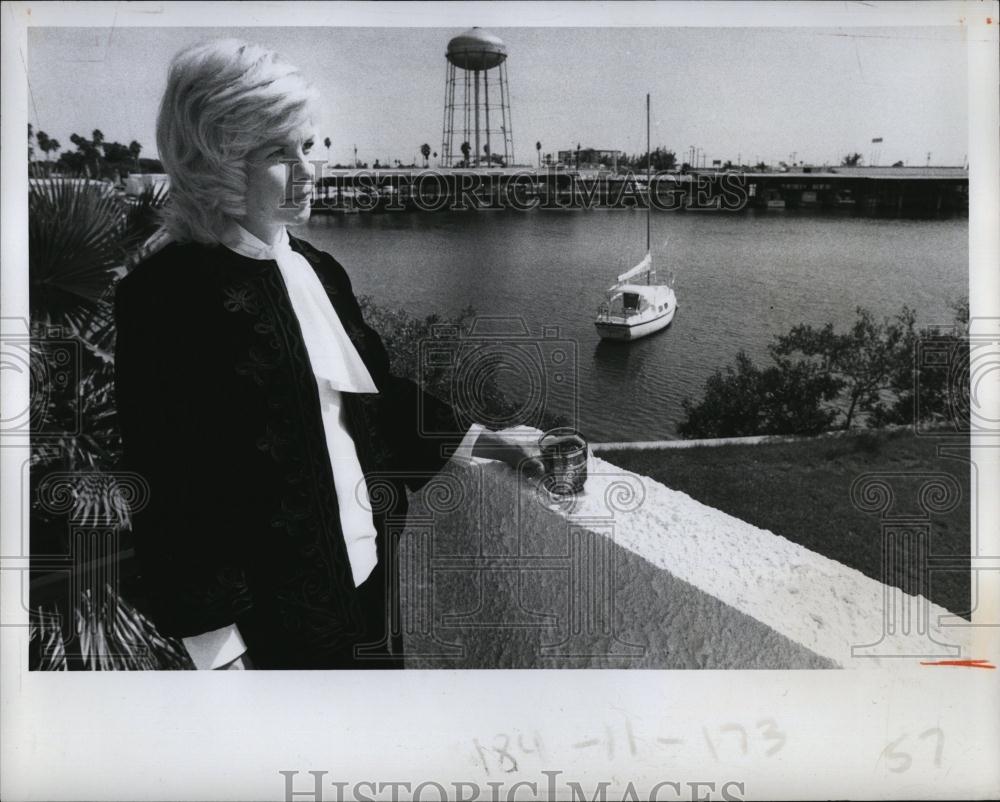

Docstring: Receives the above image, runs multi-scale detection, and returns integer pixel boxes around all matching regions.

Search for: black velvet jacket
[113,233,466,668]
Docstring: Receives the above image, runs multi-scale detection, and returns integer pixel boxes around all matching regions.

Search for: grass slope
[600,429,971,619]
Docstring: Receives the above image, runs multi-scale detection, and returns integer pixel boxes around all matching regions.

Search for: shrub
[679,301,969,438]
[678,351,840,438]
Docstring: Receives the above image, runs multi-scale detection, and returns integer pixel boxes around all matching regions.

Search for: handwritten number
[476,719,791,770]
[882,729,945,773]
[701,727,719,760]
[625,718,638,756]
[882,735,912,773]
[472,738,491,776]
[517,731,546,762]
[918,728,945,768]
[756,718,786,756]
[494,733,519,773]
[721,723,749,755]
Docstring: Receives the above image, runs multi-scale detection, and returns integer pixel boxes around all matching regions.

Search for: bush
[679,301,969,438]
[678,351,840,438]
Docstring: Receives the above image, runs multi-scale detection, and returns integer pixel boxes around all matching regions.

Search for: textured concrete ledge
[398,454,973,669]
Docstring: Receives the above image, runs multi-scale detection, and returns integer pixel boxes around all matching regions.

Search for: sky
[26,25,969,168]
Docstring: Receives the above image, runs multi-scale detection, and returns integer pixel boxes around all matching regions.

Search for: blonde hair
[155,39,320,244]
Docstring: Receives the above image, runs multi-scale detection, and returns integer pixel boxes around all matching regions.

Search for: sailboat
[594,94,678,342]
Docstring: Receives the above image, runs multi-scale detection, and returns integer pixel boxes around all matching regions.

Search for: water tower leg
[504,61,514,165]
[498,61,512,165]
[441,60,454,167]
[474,69,481,168]
[461,70,468,162]
[484,68,491,165]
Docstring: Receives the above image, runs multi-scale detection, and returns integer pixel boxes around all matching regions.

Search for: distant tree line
[678,299,970,438]
[28,124,162,179]
[449,140,507,168]
[618,147,678,172]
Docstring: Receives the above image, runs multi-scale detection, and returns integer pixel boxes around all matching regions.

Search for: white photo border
[2,2,998,800]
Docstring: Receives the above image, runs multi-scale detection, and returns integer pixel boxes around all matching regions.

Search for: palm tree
[29,178,168,327]
[34,132,62,177]
[420,143,431,168]
[460,141,471,166]
[47,137,61,168]
[28,122,35,162]
[324,136,331,163]
[841,152,863,167]
[35,131,50,175]
[69,133,88,176]
[128,140,142,172]
[91,129,105,176]
[70,132,102,178]
[536,141,541,168]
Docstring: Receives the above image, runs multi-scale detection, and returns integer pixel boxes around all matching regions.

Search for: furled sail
[615,252,652,285]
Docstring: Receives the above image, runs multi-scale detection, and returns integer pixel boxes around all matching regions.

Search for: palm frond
[66,299,118,364]
[30,175,187,671]
[120,181,169,254]
[31,606,68,671]
[29,178,129,324]
[32,586,193,671]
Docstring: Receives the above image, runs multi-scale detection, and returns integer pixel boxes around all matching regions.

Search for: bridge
[313,165,968,217]
[720,165,968,215]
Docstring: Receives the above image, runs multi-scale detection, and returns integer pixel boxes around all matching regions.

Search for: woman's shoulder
[287,232,354,291]
[116,238,217,305]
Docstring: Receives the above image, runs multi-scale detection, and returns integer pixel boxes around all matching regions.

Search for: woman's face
[241,120,319,238]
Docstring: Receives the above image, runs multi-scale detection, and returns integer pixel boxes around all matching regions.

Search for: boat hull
[595,307,675,341]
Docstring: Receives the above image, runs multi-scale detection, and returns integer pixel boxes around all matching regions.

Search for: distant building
[556,148,623,169]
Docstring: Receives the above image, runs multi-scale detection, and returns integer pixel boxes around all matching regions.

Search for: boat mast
[646,93,652,285]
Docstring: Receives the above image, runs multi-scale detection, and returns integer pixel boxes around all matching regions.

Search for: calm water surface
[301,210,968,442]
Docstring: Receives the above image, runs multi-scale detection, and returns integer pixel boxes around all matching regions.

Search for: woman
[115,39,542,670]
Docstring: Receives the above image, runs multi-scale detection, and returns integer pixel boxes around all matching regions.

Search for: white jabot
[220,221,378,589]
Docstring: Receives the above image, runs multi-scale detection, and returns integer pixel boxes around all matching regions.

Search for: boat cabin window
[623,292,640,312]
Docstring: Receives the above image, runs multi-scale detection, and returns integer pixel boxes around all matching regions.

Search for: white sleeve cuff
[182,624,248,670]
[449,422,487,465]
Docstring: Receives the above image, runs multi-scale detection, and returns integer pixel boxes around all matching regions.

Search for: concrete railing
[590,423,925,452]
[398,453,976,669]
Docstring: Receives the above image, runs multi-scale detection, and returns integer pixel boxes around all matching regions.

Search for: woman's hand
[470,425,547,479]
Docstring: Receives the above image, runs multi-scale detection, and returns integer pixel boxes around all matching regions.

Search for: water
[301,210,968,442]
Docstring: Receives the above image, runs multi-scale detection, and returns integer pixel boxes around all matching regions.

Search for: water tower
[441,28,514,168]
